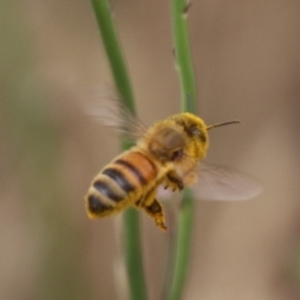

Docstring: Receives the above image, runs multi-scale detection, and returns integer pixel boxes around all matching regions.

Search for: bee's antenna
[206,120,240,130]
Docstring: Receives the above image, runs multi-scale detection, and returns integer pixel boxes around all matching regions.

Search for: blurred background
[1,0,300,299]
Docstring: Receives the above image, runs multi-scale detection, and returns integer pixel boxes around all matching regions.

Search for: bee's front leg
[163,171,184,192]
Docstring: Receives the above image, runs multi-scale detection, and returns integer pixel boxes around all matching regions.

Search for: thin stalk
[167,190,195,300]
[90,1,147,299]
[171,0,197,114]
[90,0,135,113]
[167,0,197,299]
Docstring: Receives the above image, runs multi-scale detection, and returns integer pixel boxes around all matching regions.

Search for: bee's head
[171,113,209,160]
[145,113,239,163]
[171,113,240,160]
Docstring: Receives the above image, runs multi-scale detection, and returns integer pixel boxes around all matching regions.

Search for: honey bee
[85,103,261,231]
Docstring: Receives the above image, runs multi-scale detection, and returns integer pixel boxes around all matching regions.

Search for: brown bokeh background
[1,1,300,299]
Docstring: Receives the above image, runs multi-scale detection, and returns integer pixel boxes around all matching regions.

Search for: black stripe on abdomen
[93,179,123,202]
[87,194,112,214]
[103,168,135,193]
[115,159,147,185]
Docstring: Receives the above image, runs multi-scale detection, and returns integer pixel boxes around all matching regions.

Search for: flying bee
[85,100,262,231]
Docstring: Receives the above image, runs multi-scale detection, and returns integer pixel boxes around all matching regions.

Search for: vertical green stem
[90,0,135,113]
[167,190,195,300]
[171,0,197,113]
[167,0,197,299]
[90,1,147,299]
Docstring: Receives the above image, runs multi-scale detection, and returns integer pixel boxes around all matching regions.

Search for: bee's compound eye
[189,125,200,136]
[189,125,206,142]
[171,149,184,161]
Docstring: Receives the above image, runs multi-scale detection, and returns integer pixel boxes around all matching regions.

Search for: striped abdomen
[86,150,158,218]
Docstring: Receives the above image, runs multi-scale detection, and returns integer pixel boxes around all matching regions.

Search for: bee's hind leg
[135,189,167,231]
[144,198,167,231]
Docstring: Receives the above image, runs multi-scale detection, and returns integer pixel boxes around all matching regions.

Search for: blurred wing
[86,87,147,141]
[194,162,263,201]
[157,162,262,201]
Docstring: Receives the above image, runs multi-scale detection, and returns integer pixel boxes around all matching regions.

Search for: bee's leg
[135,189,167,231]
[164,171,184,192]
[144,199,167,231]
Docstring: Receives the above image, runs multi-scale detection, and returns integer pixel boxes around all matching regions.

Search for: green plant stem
[171,0,197,113]
[167,0,197,299]
[90,1,147,299]
[90,0,135,113]
[168,190,195,300]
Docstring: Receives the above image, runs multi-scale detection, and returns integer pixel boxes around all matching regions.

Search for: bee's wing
[158,162,262,201]
[86,88,148,141]
[194,162,262,201]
